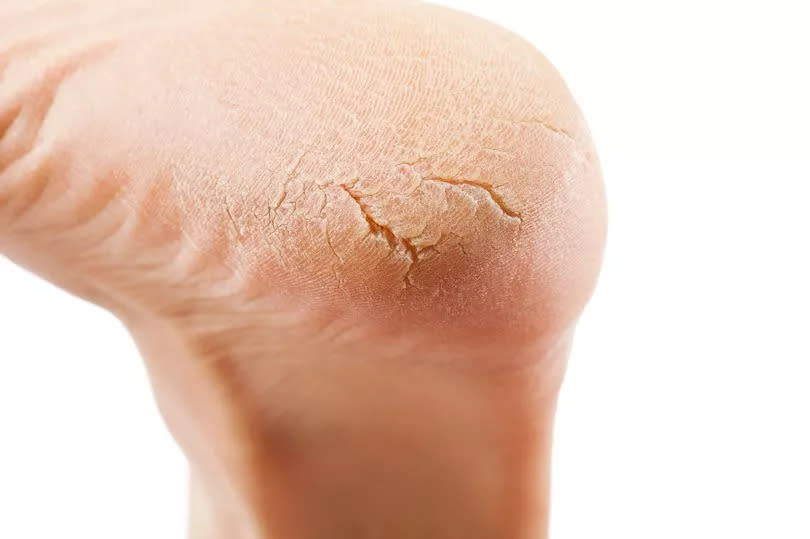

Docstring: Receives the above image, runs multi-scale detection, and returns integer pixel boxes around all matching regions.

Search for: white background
[1,0,808,537]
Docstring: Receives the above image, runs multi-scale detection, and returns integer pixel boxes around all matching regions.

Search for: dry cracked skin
[0,0,604,348]
[0,1,606,537]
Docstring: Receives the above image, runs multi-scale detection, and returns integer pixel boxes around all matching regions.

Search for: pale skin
[0,1,606,537]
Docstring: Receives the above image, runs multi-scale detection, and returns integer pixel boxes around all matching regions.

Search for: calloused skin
[0,1,605,538]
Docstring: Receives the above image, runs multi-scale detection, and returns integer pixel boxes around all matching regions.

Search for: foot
[0,1,605,537]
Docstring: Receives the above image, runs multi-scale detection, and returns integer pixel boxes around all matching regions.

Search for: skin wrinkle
[114,178,253,293]
[2,51,123,234]
[0,99,22,142]
[0,40,48,79]
[50,173,125,233]
[0,145,51,222]
[1,50,93,173]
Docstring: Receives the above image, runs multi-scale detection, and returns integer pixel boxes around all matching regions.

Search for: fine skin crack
[224,202,242,238]
[422,176,522,221]
[494,116,574,141]
[340,183,420,286]
[338,173,521,287]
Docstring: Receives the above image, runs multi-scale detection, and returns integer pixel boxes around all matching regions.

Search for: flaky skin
[1,0,604,351]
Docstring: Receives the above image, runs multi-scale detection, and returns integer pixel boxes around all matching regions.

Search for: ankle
[184,351,565,539]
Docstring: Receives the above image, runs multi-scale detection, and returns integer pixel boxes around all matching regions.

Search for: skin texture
[0,1,605,538]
